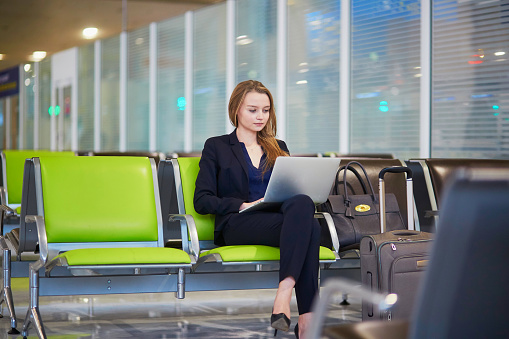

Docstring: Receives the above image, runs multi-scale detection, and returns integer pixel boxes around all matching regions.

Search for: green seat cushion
[54,247,191,266]
[39,156,158,243]
[319,246,337,260]
[200,245,280,262]
[200,245,336,262]
[15,206,21,214]
[177,157,215,241]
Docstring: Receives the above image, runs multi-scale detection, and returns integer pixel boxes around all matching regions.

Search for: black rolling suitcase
[360,167,433,321]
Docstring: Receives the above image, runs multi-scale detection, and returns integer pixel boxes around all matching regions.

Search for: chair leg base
[8,327,20,335]
[22,306,47,339]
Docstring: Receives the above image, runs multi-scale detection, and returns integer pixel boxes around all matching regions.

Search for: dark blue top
[240,143,272,202]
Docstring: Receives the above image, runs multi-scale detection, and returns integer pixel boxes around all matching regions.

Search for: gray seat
[407,158,509,232]
[308,168,509,338]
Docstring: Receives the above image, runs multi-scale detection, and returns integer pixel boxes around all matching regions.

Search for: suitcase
[360,166,433,321]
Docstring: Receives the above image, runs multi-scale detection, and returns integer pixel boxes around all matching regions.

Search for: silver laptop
[240,156,341,213]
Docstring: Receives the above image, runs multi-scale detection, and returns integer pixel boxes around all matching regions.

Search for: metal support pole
[176,268,185,299]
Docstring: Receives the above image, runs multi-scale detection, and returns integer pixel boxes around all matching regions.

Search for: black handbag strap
[343,161,377,217]
[333,165,368,195]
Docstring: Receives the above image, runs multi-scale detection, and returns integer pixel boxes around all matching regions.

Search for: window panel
[351,0,421,159]
[432,0,509,158]
[287,0,341,154]
[127,26,150,151]
[0,99,4,150]
[236,0,277,91]
[157,16,185,153]
[193,3,227,151]
[101,36,120,151]
[78,43,95,151]
[23,63,35,149]
[39,59,51,150]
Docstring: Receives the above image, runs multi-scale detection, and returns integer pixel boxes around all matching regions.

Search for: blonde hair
[228,80,288,173]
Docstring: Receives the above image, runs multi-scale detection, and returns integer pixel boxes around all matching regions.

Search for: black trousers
[222,194,321,314]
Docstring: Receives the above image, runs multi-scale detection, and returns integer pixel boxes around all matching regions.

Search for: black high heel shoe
[271,312,291,336]
[294,323,299,338]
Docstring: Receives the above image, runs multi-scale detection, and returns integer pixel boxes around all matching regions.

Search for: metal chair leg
[2,247,19,333]
[21,307,31,338]
[31,306,47,339]
[22,263,47,339]
[176,267,185,299]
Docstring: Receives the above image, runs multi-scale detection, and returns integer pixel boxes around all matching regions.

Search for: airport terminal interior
[0,0,508,338]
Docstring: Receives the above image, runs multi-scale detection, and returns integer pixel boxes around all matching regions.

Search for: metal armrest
[168,214,200,262]
[0,204,16,217]
[0,236,9,250]
[0,203,16,235]
[424,210,439,218]
[24,215,49,264]
[314,212,340,253]
[0,187,6,206]
[306,277,398,339]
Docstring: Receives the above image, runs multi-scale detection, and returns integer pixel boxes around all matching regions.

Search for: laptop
[240,156,341,213]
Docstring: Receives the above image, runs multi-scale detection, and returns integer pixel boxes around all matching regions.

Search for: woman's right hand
[239,198,264,211]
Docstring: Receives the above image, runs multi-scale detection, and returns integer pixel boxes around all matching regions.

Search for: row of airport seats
[0,152,343,338]
[1,150,508,338]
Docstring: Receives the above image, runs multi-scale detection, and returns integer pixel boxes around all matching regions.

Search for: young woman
[194,80,321,338]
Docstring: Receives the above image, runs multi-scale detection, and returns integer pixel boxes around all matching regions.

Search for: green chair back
[37,156,159,244]
[2,150,75,205]
[176,157,215,241]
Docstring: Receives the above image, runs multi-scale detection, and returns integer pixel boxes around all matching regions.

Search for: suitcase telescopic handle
[379,166,414,233]
[379,167,413,179]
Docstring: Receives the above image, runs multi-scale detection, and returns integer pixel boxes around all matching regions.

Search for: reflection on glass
[351,0,420,159]
[287,0,340,154]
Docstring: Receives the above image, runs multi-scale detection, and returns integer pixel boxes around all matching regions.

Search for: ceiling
[0,0,224,71]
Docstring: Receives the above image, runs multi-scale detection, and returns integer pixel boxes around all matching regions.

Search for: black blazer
[194,129,289,246]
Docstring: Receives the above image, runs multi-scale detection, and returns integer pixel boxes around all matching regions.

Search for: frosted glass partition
[157,16,186,153]
[23,63,35,149]
[193,3,227,150]
[350,0,421,159]
[0,100,4,150]
[39,59,52,150]
[127,26,150,151]
[101,36,120,151]
[287,0,341,154]
[235,0,277,90]
[78,43,95,151]
[431,0,509,158]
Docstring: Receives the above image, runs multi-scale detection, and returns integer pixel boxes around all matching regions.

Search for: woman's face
[236,91,270,135]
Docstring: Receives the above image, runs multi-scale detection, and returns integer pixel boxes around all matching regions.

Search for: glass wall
[157,16,186,153]
[350,0,421,159]
[236,0,277,89]
[192,3,227,150]
[22,63,35,149]
[287,0,341,154]
[39,59,51,150]
[0,99,4,149]
[78,43,95,151]
[101,36,120,151]
[432,0,509,158]
[127,26,150,151]
[9,0,509,160]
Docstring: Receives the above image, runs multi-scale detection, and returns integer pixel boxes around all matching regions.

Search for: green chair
[169,157,339,289]
[0,150,75,219]
[0,151,75,334]
[20,156,195,339]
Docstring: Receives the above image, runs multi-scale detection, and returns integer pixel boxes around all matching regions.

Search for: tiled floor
[0,278,361,338]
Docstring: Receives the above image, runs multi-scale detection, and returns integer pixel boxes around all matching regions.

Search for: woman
[194,80,321,338]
